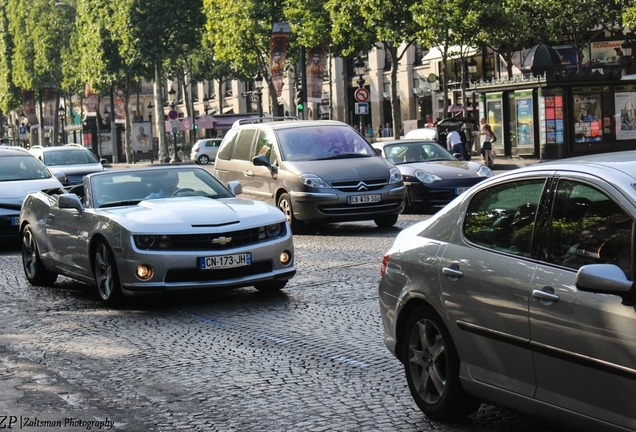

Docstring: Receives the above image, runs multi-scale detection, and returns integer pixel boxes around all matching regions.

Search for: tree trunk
[155,60,169,163]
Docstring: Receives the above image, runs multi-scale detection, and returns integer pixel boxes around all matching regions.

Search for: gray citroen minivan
[214,119,405,230]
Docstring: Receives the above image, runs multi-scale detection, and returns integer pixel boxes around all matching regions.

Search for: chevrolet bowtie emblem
[357,182,368,191]
[212,236,232,245]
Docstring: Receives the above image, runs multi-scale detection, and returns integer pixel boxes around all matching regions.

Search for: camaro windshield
[91,168,234,207]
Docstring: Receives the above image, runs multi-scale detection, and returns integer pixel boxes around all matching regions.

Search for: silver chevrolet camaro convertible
[20,166,295,305]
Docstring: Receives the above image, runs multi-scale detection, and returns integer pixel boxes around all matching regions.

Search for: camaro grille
[330,178,387,192]
[134,226,286,251]
[165,260,273,282]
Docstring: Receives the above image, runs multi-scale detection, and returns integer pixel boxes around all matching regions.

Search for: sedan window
[546,180,633,278]
[464,179,547,257]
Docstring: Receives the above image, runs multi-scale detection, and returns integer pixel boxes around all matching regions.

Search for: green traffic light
[298,103,304,111]
[193,124,198,130]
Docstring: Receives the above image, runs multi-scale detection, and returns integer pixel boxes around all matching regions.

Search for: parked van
[214,119,406,230]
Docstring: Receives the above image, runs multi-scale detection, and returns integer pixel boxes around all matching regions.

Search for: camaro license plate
[348,194,381,204]
[456,187,469,195]
[198,253,252,270]
[11,217,19,226]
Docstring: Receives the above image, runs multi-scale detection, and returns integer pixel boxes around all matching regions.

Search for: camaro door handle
[532,287,559,302]
[243,170,255,177]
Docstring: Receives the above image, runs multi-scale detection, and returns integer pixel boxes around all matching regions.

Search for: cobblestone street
[0,215,573,432]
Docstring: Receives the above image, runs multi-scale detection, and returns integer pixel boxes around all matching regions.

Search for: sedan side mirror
[576,264,636,305]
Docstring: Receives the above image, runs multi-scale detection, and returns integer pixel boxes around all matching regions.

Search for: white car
[191,138,222,165]
[403,127,439,142]
[0,147,65,240]
[29,145,107,185]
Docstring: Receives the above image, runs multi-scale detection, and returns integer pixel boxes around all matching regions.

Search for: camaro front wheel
[93,240,123,306]
[21,225,58,286]
[402,305,481,420]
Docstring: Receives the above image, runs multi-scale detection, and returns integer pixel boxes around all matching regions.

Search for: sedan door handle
[243,170,255,177]
[532,288,560,302]
[48,213,55,219]
[442,265,463,278]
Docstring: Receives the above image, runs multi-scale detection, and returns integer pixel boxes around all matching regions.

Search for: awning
[423,46,479,62]
[437,105,464,113]
[181,115,215,130]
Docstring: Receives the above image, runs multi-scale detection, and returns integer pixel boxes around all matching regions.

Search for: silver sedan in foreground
[379,151,636,431]
[20,166,295,306]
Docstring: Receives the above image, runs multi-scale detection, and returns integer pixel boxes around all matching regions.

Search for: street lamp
[254,73,263,118]
[58,105,66,144]
[147,102,154,162]
[167,85,181,163]
[468,58,478,75]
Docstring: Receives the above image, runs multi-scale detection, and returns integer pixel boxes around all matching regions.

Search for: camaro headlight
[389,167,402,184]
[299,173,331,188]
[477,165,494,177]
[414,169,442,184]
[134,235,173,250]
[258,223,285,239]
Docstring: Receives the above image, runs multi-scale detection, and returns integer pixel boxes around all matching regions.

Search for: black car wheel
[197,154,210,165]
[374,214,398,228]
[402,305,481,420]
[277,193,301,231]
[93,240,123,306]
[21,225,58,286]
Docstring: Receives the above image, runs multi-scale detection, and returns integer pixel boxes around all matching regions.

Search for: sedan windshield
[0,155,52,181]
[277,126,375,161]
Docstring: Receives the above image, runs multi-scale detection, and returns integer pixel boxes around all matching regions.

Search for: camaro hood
[283,156,393,181]
[100,196,283,230]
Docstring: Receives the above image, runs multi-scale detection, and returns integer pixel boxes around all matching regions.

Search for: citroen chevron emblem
[212,236,232,245]
[357,181,368,191]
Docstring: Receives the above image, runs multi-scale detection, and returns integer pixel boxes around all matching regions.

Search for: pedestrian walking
[479,121,495,168]
[366,124,374,138]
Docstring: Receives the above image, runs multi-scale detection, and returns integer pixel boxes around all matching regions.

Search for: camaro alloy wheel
[93,240,123,305]
[402,305,480,420]
[21,225,58,286]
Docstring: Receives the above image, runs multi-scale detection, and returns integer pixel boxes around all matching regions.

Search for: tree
[328,0,422,138]
[203,0,285,117]
[413,0,485,119]
[0,0,21,119]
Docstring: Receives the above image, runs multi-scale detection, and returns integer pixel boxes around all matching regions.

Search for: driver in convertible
[146,172,179,198]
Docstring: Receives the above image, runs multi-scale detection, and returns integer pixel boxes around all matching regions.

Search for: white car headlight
[299,173,331,188]
[415,169,442,184]
[389,167,402,184]
[477,165,494,177]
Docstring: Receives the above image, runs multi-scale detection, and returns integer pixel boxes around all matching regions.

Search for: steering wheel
[171,188,195,196]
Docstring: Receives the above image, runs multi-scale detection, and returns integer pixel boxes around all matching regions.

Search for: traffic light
[295,90,304,112]
[193,123,198,131]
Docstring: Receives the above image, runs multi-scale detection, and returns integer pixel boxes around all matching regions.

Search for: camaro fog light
[279,251,292,265]
[136,264,154,280]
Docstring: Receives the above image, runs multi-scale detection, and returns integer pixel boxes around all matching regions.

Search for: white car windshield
[0,155,52,181]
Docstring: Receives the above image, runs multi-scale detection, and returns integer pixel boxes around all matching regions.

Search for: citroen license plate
[198,253,252,269]
[348,194,381,204]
